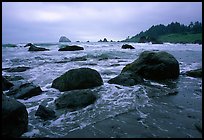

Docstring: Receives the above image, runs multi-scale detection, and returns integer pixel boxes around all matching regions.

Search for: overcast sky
[2,2,202,44]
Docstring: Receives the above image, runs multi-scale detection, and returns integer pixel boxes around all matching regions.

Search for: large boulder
[28,45,49,51]
[122,51,180,80]
[5,66,30,72]
[55,89,97,110]
[6,83,43,99]
[2,94,28,138]
[2,76,14,91]
[122,44,135,49]
[59,36,71,42]
[51,68,103,91]
[108,51,179,86]
[24,43,33,47]
[35,105,56,120]
[58,45,84,51]
[186,68,202,78]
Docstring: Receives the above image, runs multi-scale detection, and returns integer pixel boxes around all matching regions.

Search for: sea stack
[59,36,71,42]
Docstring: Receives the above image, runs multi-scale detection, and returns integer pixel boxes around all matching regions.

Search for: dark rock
[51,68,103,92]
[58,45,84,51]
[70,56,87,62]
[194,40,202,45]
[108,72,143,86]
[24,43,33,47]
[6,83,43,99]
[186,68,202,78]
[108,51,179,86]
[59,36,71,42]
[28,45,49,51]
[2,76,14,91]
[103,38,108,42]
[122,51,180,80]
[122,44,135,49]
[55,89,97,110]
[138,36,163,44]
[2,94,28,137]
[35,105,56,120]
[5,66,30,72]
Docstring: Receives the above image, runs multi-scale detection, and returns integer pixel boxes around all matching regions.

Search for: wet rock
[51,68,103,91]
[59,36,71,42]
[58,45,84,51]
[24,43,33,47]
[28,45,49,51]
[2,76,14,91]
[108,72,143,86]
[108,51,179,86]
[5,66,30,72]
[6,83,42,99]
[122,44,135,49]
[2,94,28,138]
[70,56,87,62]
[55,89,97,110]
[122,51,180,80]
[35,105,56,120]
[186,68,202,78]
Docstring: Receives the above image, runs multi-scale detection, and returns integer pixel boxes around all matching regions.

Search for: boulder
[59,36,71,42]
[103,38,108,42]
[58,45,84,51]
[6,83,43,99]
[51,68,103,92]
[186,68,202,78]
[2,76,14,91]
[122,44,135,49]
[5,66,30,72]
[28,45,49,51]
[24,43,33,47]
[108,51,179,86]
[2,94,28,138]
[55,89,97,110]
[122,51,180,80]
[108,72,143,86]
[35,105,56,120]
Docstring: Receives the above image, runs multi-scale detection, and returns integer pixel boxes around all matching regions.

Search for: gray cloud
[2,2,202,44]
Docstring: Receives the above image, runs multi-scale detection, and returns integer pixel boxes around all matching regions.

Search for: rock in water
[28,45,49,51]
[59,36,71,42]
[2,76,14,91]
[5,66,30,72]
[51,68,103,91]
[122,51,180,80]
[58,45,84,51]
[108,51,179,86]
[2,94,28,138]
[186,68,202,78]
[6,83,43,99]
[35,105,56,120]
[121,44,135,49]
[24,43,33,47]
[55,89,97,110]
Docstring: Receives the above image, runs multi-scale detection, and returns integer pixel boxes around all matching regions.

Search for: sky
[2,2,202,44]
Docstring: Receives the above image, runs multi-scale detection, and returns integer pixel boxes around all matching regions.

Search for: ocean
[2,42,202,138]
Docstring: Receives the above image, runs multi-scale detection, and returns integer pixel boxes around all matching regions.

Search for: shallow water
[2,42,202,138]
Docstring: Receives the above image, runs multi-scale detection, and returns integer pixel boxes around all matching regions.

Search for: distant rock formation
[98,38,108,42]
[139,36,163,44]
[59,36,71,42]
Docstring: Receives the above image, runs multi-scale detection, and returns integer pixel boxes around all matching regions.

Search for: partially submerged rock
[5,66,30,72]
[51,68,103,91]
[6,82,43,99]
[122,44,135,49]
[28,45,49,51]
[2,76,14,91]
[35,105,56,120]
[55,89,97,110]
[186,68,202,78]
[2,94,28,137]
[58,45,84,51]
[108,51,179,86]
